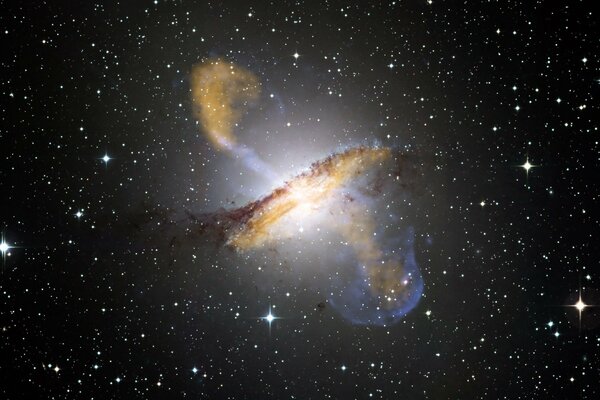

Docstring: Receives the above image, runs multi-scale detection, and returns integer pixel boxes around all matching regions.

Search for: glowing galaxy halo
[189,58,424,326]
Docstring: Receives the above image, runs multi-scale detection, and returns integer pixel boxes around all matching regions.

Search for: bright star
[520,158,536,178]
[565,281,596,332]
[261,306,279,334]
[262,308,276,324]
[0,233,12,266]
[75,210,83,218]
[192,367,198,374]
[293,52,299,59]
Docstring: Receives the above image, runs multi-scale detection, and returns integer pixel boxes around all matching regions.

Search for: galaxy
[187,58,424,325]
[2,1,599,399]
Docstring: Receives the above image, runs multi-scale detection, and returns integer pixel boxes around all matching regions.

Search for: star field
[1,1,599,399]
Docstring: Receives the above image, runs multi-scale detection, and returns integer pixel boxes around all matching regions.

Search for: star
[564,279,596,332]
[520,157,536,179]
[480,200,486,207]
[101,153,111,165]
[574,298,586,312]
[0,233,12,266]
[54,365,60,373]
[192,367,198,374]
[0,240,9,254]
[260,306,279,334]
[75,210,83,218]
[293,52,299,59]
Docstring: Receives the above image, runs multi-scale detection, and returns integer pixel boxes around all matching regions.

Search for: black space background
[1,1,599,399]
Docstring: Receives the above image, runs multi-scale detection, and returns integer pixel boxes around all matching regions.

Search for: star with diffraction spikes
[260,305,280,335]
[1,231,13,270]
[520,157,536,179]
[562,277,596,333]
